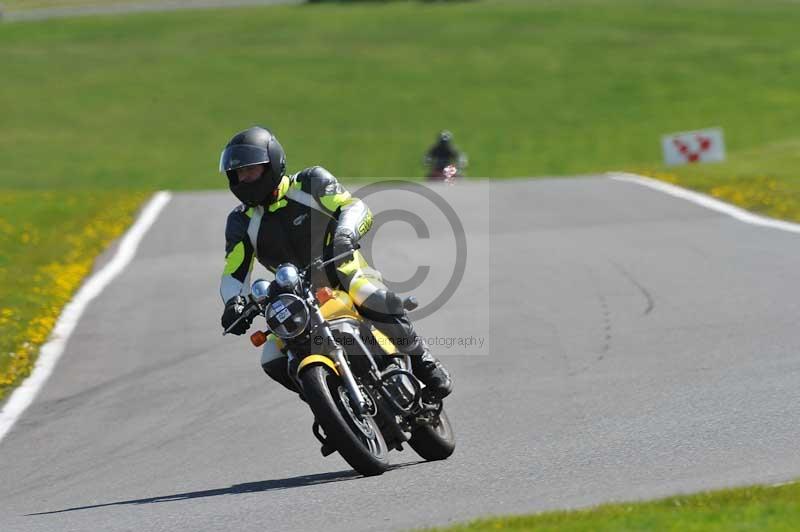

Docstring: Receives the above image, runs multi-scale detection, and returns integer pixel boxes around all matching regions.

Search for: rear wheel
[409,409,456,461]
[301,365,389,476]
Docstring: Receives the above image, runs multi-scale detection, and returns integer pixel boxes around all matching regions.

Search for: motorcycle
[425,155,467,184]
[223,248,455,476]
[427,163,462,184]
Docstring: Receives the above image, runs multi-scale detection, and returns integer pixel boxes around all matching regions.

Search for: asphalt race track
[2,0,303,22]
[2,177,799,531]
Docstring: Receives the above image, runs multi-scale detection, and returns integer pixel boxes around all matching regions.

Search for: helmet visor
[219,144,271,173]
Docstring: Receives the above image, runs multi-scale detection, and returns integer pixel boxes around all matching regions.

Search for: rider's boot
[357,290,453,399]
[368,320,453,398]
[404,337,453,399]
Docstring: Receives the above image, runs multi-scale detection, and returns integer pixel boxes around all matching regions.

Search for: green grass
[2,0,800,186]
[0,190,147,398]
[421,481,800,531]
[0,0,167,11]
[641,137,800,221]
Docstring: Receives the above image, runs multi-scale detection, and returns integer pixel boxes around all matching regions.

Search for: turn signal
[250,330,268,347]
[316,287,334,304]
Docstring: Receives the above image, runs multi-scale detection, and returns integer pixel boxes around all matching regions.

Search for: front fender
[297,354,340,377]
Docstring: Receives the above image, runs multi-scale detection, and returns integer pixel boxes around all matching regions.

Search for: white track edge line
[0,191,172,444]
[609,172,800,234]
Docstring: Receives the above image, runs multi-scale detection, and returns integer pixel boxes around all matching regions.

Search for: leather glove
[332,230,355,254]
[221,296,252,335]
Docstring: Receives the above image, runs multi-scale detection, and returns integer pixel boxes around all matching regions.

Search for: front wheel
[301,365,389,476]
[409,409,456,461]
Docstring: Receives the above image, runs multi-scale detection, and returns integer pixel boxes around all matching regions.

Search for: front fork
[315,310,369,416]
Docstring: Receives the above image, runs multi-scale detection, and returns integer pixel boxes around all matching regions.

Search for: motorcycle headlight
[275,264,300,290]
[265,293,310,339]
[251,279,271,303]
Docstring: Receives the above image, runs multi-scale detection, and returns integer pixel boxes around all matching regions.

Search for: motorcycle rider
[424,130,465,177]
[219,126,453,399]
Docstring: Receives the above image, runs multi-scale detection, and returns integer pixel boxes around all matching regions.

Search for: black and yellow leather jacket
[220,166,372,303]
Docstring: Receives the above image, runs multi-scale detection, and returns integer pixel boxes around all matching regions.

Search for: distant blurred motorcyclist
[219,126,453,398]
[424,130,467,181]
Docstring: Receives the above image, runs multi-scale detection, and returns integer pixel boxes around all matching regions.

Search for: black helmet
[219,126,286,207]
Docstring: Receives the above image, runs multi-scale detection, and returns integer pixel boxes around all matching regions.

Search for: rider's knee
[358,288,405,320]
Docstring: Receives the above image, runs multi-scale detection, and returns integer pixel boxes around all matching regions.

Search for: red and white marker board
[661,127,726,166]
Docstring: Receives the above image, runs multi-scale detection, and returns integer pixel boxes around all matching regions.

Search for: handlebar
[221,296,261,336]
[221,245,359,336]
[307,244,359,274]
